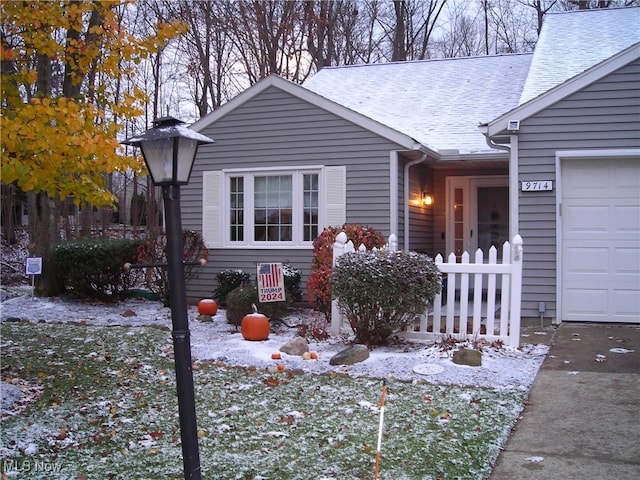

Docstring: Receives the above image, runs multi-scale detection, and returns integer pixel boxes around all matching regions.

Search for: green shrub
[53,238,142,301]
[225,284,257,328]
[331,250,442,345]
[282,264,302,303]
[307,225,386,319]
[213,269,251,306]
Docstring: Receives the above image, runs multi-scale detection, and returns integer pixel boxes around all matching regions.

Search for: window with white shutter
[202,166,346,248]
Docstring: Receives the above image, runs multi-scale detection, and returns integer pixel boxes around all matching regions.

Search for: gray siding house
[183,7,640,324]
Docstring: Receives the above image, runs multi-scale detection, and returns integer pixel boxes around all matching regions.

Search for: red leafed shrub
[307,224,385,319]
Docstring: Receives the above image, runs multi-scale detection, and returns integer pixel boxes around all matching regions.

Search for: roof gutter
[403,152,429,250]
[479,124,511,153]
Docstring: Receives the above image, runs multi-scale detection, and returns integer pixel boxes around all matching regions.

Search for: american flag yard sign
[257,263,285,303]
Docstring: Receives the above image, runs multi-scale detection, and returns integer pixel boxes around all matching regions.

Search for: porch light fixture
[121,117,214,480]
[421,191,434,206]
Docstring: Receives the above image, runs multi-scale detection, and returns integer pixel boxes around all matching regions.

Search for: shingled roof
[303,54,532,155]
[520,7,640,104]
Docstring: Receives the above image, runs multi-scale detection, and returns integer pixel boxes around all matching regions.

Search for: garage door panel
[564,205,608,235]
[611,158,640,194]
[614,206,640,235]
[564,289,608,318]
[612,248,640,275]
[564,246,608,274]
[562,162,609,194]
[613,291,640,319]
[561,156,640,323]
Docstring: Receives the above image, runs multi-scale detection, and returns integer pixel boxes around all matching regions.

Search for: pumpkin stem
[251,303,258,314]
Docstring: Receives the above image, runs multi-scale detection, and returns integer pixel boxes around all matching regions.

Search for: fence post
[332,231,348,266]
[388,234,398,252]
[330,232,348,335]
[508,234,524,347]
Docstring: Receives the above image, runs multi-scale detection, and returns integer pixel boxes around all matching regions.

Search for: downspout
[403,152,428,251]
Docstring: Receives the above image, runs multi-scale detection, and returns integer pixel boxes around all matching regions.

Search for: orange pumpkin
[241,305,270,341]
[198,299,218,316]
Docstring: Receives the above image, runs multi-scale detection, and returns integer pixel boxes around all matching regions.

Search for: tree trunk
[392,1,407,61]
[80,202,93,238]
[28,192,64,296]
[1,183,17,244]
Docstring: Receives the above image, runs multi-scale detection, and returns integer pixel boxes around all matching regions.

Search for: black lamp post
[122,117,214,480]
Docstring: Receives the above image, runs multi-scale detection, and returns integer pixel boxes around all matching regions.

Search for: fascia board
[484,42,640,138]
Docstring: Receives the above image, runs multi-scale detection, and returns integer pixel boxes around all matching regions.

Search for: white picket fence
[330,233,524,347]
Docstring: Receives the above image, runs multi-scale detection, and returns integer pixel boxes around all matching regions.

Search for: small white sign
[521,180,553,191]
[257,263,285,303]
[25,257,43,276]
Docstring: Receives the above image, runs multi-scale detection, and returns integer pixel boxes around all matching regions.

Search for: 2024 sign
[260,288,285,302]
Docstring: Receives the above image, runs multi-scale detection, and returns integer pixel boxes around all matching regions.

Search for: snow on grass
[0,295,547,479]
[1,322,527,479]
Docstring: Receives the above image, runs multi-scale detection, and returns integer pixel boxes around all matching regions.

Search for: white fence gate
[330,233,524,347]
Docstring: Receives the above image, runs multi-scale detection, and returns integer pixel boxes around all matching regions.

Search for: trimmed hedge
[53,238,141,301]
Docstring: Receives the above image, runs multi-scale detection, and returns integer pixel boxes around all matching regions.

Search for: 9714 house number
[521,180,553,191]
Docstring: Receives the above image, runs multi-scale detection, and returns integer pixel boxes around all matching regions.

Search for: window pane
[254,175,292,242]
[303,173,319,241]
[230,177,244,241]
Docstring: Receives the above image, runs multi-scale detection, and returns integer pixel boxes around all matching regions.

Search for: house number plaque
[521,180,553,191]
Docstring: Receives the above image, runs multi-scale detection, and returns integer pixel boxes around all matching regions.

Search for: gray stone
[330,344,370,366]
[452,348,482,367]
[280,337,309,356]
[197,314,213,323]
[1,382,23,413]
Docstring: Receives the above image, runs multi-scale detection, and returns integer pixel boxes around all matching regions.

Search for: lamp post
[122,117,214,480]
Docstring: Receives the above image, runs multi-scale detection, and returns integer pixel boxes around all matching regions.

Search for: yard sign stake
[374,379,387,480]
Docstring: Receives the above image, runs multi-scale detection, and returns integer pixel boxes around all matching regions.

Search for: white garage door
[561,157,640,323]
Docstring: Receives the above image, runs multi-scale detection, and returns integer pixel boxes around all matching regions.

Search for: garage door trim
[556,149,640,323]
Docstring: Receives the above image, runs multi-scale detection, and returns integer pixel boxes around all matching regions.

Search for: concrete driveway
[491,322,640,480]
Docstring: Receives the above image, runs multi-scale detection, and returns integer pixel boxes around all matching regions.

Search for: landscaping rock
[197,314,213,323]
[121,309,137,317]
[280,337,309,356]
[1,382,23,413]
[452,348,482,367]
[329,344,370,365]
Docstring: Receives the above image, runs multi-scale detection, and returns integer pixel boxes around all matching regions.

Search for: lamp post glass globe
[122,116,214,185]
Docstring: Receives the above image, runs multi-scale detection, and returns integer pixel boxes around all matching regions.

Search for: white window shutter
[202,171,223,248]
[323,166,346,228]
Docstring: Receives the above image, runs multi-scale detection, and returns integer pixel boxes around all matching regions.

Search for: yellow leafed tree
[0,0,186,294]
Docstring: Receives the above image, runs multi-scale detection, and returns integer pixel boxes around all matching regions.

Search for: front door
[446,176,509,259]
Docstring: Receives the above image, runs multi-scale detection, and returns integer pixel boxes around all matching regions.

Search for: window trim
[223,166,322,248]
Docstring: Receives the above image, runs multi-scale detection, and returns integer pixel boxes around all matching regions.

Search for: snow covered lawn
[1,295,546,479]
